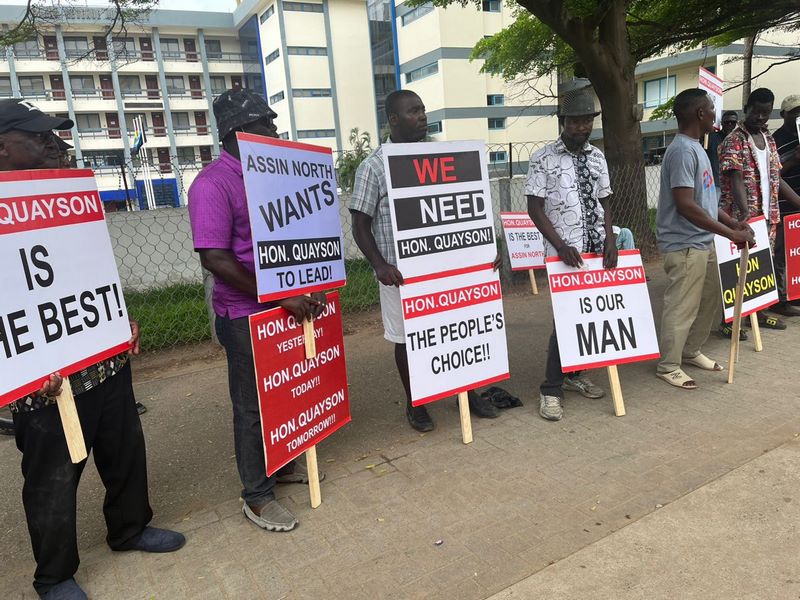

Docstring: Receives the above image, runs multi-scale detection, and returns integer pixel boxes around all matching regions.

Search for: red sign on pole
[784,214,800,301]
[249,292,351,475]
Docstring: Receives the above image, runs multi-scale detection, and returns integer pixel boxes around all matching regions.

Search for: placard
[499,212,545,270]
[547,251,659,371]
[400,267,509,406]
[699,67,724,130]
[0,169,132,406]
[239,134,347,302]
[250,292,350,475]
[785,214,800,302]
[714,216,778,321]
[383,141,497,279]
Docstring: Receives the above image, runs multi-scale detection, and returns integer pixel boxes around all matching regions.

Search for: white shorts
[379,284,405,344]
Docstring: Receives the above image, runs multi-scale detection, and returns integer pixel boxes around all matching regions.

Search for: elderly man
[525,89,617,422]
[189,89,326,533]
[0,98,184,600]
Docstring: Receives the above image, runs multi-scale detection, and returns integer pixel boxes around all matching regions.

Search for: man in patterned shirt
[350,90,499,432]
[526,89,617,422]
[0,99,184,600]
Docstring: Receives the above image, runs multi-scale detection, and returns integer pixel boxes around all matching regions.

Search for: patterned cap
[781,94,800,113]
[559,88,600,117]
[213,88,278,140]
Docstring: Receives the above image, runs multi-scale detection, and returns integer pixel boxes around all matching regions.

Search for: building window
[405,61,438,83]
[124,113,147,132]
[489,150,507,163]
[265,49,280,65]
[488,117,506,130]
[487,94,504,106]
[19,76,45,97]
[0,77,11,97]
[70,75,95,96]
[204,39,222,59]
[643,75,676,109]
[297,129,335,138]
[63,36,89,58]
[160,38,181,59]
[283,1,324,12]
[427,121,442,134]
[293,88,331,97]
[177,147,196,165]
[76,113,102,133]
[165,76,186,96]
[269,91,285,103]
[482,0,501,12]
[401,2,433,25]
[118,75,141,96]
[210,76,227,95]
[287,46,327,56]
[13,39,40,58]
[172,112,191,131]
[260,5,275,22]
[82,150,123,169]
[111,37,136,56]
[279,132,289,140]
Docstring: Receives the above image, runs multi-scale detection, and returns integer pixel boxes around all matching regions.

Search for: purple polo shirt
[188,150,271,319]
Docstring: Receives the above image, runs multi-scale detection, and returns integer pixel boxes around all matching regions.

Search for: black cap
[0,98,74,134]
[559,88,600,117]
[53,135,73,151]
[213,88,277,140]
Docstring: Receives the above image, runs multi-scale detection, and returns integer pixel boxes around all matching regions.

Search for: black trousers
[540,325,580,397]
[774,223,788,302]
[13,362,152,594]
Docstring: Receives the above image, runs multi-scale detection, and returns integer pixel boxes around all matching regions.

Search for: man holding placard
[0,99,185,600]
[189,90,328,533]
[656,89,754,390]
[350,90,499,432]
[526,89,617,422]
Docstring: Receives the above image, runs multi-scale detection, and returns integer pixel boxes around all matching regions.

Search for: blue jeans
[616,227,635,250]
[215,314,277,507]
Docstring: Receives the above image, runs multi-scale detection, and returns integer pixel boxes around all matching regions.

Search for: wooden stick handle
[457,391,473,444]
[727,245,749,383]
[528,269,539,295]
[56,379,87,464]
[303,294,317,359]
[750,312,763,352]
[305,446,321,508]
[607,365,625,417]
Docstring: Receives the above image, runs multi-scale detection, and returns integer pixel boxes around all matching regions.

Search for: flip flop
[656,368,697,390]
[682,353,724,372]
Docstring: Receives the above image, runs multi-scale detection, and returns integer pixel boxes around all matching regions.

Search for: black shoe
[770,302,800,317]
[40,578,87,599]
[114,526,186,553]
[136,402,147,415]
[406,403,434,432]
[467,390,499,419]
[719,323,747,340]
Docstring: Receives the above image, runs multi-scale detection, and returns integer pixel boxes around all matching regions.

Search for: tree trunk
[742,35,755,105]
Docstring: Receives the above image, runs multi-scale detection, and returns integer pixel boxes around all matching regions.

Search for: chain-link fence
[108,142,663,352]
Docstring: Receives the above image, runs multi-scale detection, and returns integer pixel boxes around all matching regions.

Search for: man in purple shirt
[189,89,325,532]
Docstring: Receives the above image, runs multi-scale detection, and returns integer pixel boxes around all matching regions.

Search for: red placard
[249,292,350,475]
[785,214,800,301]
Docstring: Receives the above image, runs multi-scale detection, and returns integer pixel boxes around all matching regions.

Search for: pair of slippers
[656,353,723,390]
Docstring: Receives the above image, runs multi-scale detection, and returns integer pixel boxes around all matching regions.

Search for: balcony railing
[121,88,162,100]
[166,88,205,99]
[207,52,259,63]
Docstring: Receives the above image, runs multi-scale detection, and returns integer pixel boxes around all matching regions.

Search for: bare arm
[779,178,800,210]
[527,195,582,268]
[781,146,800,174]
[600,196,618,269]
[673,188,753,245]
[350,210,403,286]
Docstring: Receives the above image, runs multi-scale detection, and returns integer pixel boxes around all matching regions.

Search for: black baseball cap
[0,98,73,134]
[213,88,277,140]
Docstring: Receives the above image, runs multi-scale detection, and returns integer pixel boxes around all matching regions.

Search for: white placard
[500,212,545,271]
[0,169,131,406]
[383,141,497,280]
[699,67,724,130]
[547,251,659,371]
[400,267,509,405]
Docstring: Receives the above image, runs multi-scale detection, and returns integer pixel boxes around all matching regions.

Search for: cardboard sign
[400,267,509,406]
[785,214,800,302]
[547,251,659,371]
[383,141,497,280]
[714,216,778,321]
[249,292,350,475]
[0,169,132,407]
[239,134,347,303]
[500,212,545,271]
[699,67,724,130]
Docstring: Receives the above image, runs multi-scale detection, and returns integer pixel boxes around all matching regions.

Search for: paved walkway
[2,268,799,599]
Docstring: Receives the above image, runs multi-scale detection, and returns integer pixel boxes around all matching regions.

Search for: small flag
[131,116,147,156]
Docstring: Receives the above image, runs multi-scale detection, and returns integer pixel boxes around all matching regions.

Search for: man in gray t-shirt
[656,89,753,390]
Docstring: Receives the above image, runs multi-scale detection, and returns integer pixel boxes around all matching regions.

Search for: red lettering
[440,156,456,182]
[413,158,439,184]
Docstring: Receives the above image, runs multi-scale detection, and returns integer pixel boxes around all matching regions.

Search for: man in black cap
[188,89,325,533]
[0,98,185,600]
[525,88,617,421]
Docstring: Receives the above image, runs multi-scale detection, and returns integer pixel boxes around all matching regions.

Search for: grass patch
[125,283,211,350]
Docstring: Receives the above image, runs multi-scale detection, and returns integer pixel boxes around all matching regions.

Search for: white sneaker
[539,394,563,421]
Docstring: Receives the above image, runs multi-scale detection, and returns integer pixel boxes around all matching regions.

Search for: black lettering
[80,291,100,327]
[95,285,113,321]
[576,322,599,357]
[38,302,62,343]
[59,295,82,336]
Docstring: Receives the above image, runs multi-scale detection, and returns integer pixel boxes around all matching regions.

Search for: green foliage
[648,97,675,122]
[335,127,373,192]
[125,283,210,350]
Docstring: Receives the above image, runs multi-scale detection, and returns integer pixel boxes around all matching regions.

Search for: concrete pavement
[2,267,800,599]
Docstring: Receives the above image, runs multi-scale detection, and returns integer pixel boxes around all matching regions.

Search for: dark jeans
[774,223,787,302]
[215,314,277,507]
[540,326,580,397]
[13,362,152,595]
